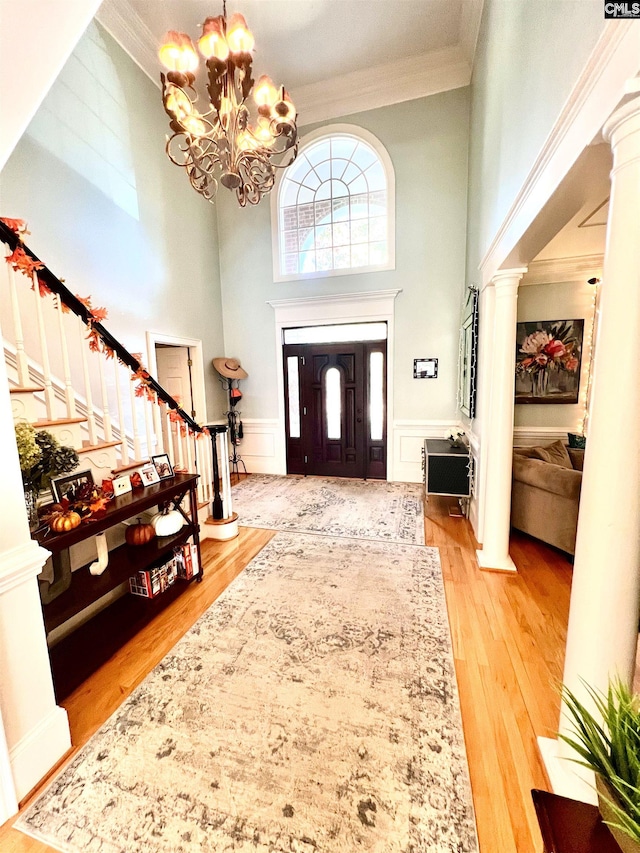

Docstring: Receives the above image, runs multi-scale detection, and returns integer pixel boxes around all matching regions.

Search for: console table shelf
[35,472,202,701]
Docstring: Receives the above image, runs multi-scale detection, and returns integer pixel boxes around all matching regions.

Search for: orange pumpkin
[50,510,82,533]
[125,518,156,547]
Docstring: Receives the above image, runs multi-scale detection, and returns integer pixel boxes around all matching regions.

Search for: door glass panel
[287,356,301,438]
[284,322,387,345]
[370,351,383,441]
[325,367,341,439]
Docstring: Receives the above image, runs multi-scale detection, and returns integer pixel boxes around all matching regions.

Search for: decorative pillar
[540,92,640,803]
[473,281,497,544]
[476,268,526,573]
[0,309,70,817]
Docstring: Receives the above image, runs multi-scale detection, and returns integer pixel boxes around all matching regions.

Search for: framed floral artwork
[515,319,584,404]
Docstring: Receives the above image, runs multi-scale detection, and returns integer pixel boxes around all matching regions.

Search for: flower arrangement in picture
[15,423,79,495]
[515,319,584,402]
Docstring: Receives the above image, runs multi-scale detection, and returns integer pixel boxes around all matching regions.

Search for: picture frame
[51,469,95,503]
[140,463,160,486]
[515,319,584,404]
[458,286,479,418]
[152,453,174,480]
[112,475,132,497]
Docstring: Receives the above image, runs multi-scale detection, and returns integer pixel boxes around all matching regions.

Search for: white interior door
[155,344,194,457]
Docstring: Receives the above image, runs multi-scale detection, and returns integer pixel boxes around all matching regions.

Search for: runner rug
[230,474,425,545]
[17,532,477,852]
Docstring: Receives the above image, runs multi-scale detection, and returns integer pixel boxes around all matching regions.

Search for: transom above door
[283,323,387,479]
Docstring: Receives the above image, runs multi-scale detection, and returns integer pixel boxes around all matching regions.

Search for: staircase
[0,219,230,533]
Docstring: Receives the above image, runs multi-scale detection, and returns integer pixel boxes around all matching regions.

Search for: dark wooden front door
[284,341,386,479]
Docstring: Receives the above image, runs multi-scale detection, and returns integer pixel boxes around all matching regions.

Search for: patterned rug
[231,475,425,545]
[17,532,477,852]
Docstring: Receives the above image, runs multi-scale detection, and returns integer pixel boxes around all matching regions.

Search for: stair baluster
[7,266,30,387]
[55,295,76,418]
[113,359,129,465]
[127,373,143,462]
[77,316,98,444]
[34,274,56,419]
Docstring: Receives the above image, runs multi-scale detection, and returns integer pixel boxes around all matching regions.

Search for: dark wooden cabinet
[532,789,623,852]
[35,472,201,700]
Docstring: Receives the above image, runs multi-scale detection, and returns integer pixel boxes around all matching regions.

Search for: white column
[0,316,70,819]
[540,92,640,804]
[473,282,497,545]
[476,268,526,573]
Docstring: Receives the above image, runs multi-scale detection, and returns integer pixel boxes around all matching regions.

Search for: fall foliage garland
[1,218,208,441]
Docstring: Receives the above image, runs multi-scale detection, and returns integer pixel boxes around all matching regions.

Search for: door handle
[357,417,362,423]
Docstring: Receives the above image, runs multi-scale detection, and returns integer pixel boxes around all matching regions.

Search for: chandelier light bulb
[159,31,199,74]
[226,13,255,53]
[198,16,229,61]
[253,75,277,108]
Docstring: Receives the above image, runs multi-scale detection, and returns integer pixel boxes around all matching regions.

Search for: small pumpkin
[50,510,82,533]
[151,507,184,537]
[125,518,156,547]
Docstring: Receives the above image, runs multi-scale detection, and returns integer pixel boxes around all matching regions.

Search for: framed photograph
[152,454,174,480]
[52,469,95,503]
[140,463,160,486]
[515,319,584,404]
[112,475,132,497]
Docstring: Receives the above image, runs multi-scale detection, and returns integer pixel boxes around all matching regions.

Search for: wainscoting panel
[513,426,577,447]
[234,419,281,475]
[392,420,459,483]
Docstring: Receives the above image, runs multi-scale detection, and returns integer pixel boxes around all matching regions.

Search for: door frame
[268,289,401,481]
[145,331,207,423]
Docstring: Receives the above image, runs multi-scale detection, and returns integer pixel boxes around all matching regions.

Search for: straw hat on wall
[212,357,248,380]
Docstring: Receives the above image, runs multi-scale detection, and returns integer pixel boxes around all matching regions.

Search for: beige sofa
[511,440,584,555]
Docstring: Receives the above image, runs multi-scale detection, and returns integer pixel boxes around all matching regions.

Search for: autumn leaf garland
[1,217,208,440]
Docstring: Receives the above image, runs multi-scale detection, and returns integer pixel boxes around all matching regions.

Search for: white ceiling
[96,0,483,125]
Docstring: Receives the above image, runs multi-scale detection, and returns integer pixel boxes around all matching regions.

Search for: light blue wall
[465,0,606,280]
[0,22,226,419]
[217,89,470,421]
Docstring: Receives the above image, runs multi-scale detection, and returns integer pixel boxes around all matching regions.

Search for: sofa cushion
[512,453,582,500]
[530,439,572,469]
[567,447,585,471]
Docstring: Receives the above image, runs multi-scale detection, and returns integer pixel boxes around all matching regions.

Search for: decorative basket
[597,776,640,853]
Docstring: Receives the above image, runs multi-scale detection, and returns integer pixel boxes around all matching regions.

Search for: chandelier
[159,3,298,206]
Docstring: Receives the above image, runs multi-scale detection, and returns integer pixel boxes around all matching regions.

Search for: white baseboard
[392,419,459,483]
[538,736,597,805]
[9,705,70,802]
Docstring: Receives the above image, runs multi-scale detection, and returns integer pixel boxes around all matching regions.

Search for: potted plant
[14,423,79,530]
[560,679,640,852]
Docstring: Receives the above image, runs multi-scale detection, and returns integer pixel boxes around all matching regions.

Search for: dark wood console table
[532,789,623,852]
[35,472,201,700]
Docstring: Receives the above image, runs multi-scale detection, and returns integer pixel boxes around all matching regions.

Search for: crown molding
[296,46,471,127]
[522,254,604,286]
[268,289,402,309]
[479,21,640,286]
[96,0,160,89]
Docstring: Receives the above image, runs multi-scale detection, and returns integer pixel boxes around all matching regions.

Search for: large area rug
[17,532,477,852]
[230,475,425,545]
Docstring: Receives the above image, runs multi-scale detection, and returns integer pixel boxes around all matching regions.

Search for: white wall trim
[9,705,71,802]
[295,47,470,128]
[513,426,577,447]
[479,21,640,285]
[522,254,605,286]
[269,290,401,480]
[233,418,280,475]
[95,0,160,89]
[145,331,207,426]
[0,703,18,826]
[392,419,460,483]
[0,541,51,596]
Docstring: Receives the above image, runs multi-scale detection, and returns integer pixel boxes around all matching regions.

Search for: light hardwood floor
[0,492,572,852]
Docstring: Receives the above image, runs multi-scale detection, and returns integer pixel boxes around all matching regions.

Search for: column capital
[491,267,528,287]
[603,85,640,147]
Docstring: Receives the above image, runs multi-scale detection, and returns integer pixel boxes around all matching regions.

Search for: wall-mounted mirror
[459,286,479,418]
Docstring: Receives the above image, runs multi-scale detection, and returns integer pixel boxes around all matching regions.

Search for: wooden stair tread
[76,440,123,455]
[205,512,239,526]
[111,459,149,475]
[197,500,209,510]
[10,385,45,394]
[32,417,87,427]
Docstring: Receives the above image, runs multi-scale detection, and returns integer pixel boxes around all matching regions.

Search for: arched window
[272,125,395,282]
